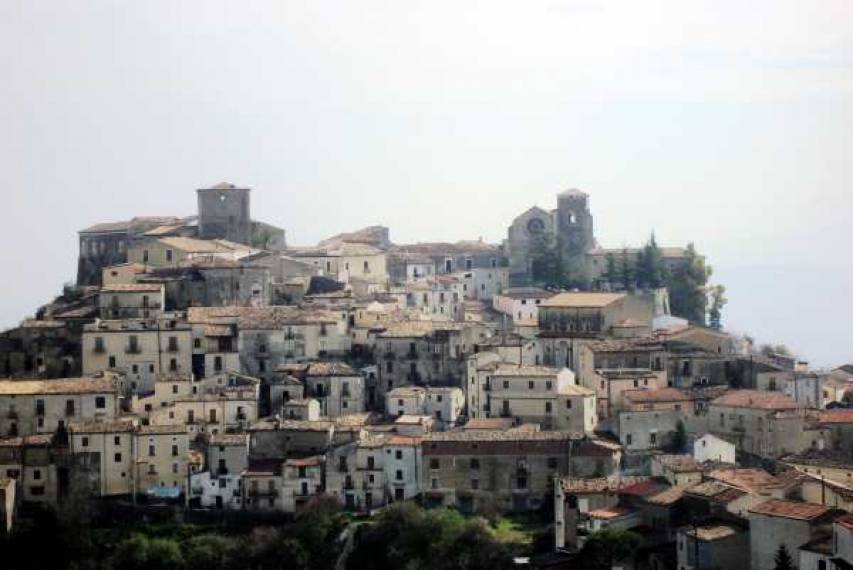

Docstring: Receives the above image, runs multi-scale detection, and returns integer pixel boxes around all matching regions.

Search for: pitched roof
[0,377,117,396]
[497,287,555,300]
[683,524,740,542]
[540,292,624,309]
[748,499,831,521]
[463,418,515,431]
[100,284,163,293]
[710,390,799,410]
[624,388,690,404]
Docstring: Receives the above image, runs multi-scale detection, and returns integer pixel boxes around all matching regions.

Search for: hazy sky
[1,1,851,366]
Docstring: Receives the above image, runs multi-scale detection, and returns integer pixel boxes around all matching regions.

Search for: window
[545,401,552,414]
[33,469,42,480]
[503,380,509,389]
[396,469,403,481]
[170,358,177,371]
[566,399,572,409]
[430,459,439,469]
[81,437,89,447]
[172,444,179,456]
[114,435,121,445]
[516,477,527,489]
[626,434,632,445]
[168,336,178,351]
[395,450,403,460]
[386,361,393,373]
[471,479,480,490]
[35,400,45,415]
[172,384,179,394]
[547,457,558,469]
[194,338,201,349]
[94,337,105,352]
[214,356,223,372]
[528,381,535,390]
[143,250,149,263]
[166,249,173,262]
[30,486,45,496]
[109,356,116,368]
[148,444,156,456]
[649,432,657,446]
[545,380,552,390]
[172,462,179,474]
[114,453,122,462]
[65,400,75,416]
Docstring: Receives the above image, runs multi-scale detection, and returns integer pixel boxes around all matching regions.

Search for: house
[781,449,853,487]
[385,386,465,429]
[282,456,323,513]
[694,433,737,464]
[492,287,555,327]
[282,399,321,421]
[707,390,806,458]
[748,499,838,570]
[134,425,191,496]
[288,243,388,287]
[420,431,601,513]
[300,362,365,418]
[651,454,703,486]
[326,436,388,511]
[0,376,120,437]
[98,283,165,320]
[618,389,690,453]
[127,236,257,269]
[82,316,193,395]
[676,523,749,570]
[473,364,596,433]
[67,418,137,496]
[383,435,422,502]
[242,459,284,511]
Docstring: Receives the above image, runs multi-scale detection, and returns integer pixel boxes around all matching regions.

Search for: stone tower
[555,188,595,273]
[197,182,252,245]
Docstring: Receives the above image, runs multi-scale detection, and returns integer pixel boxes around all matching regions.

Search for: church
[504,189,690,288]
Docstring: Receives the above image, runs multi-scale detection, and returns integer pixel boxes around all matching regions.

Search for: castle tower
[197,182,252,244]
[555,188,595,274]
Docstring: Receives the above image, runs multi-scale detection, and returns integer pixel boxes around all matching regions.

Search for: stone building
[421,431,614,513]
[293,362,365,418]
[0,319,83,379]
[81,315,193,395]
[68,418,136,496]
[77,182,285,286]
[77,216,182,286]
[468,364,597,433]
[375,321,492,403]
[748,499,838,570]
[98,283,165,319]
[0,376,120,438]
[134,425,191,495]
[505,189,595,285]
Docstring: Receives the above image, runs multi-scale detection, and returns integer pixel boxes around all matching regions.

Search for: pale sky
[1,1,851,366]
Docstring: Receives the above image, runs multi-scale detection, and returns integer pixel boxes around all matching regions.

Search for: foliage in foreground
[346,502,519,570]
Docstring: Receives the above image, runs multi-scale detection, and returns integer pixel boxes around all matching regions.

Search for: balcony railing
[93,345,106,354]
[125,345,141,354]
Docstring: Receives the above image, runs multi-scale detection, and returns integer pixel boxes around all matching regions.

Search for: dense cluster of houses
[1,183,852,569]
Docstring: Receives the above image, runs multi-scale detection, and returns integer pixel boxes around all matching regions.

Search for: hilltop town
[1,182,852,569]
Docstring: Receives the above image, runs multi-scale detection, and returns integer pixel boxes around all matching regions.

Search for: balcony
[406,351,418,360]
[166,344,180,353]
[93,345,106,354]
[125,345,141,354]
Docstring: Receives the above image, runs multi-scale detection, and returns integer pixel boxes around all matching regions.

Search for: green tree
[619,248,633,291]
[707,284,727,330]
[109,534,185,570]
[577,528,640,569]
[667,242,711,324]
[638,232,667,289]
[183,535,237,570]
[604,253,618,290]
[774,544,795,570]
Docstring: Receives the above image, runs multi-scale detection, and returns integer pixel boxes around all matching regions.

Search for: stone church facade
[504,189,597,286]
